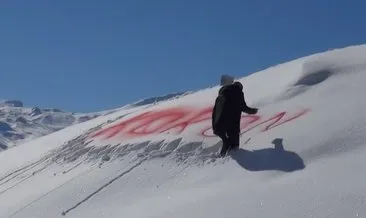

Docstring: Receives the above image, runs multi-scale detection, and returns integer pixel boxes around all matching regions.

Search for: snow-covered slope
[1,44,366,218]
[0,92,188,149]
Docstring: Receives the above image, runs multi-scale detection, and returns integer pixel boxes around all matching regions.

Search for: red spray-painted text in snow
[91,106,310,140]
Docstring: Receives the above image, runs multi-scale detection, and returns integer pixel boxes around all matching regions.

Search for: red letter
[241,109,310,133]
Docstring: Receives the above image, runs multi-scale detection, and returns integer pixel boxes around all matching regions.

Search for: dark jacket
[212,82,257,135]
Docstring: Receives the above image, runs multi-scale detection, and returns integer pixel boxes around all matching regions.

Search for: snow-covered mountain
[1,44,366,218]
[0,100,107,149]
[0,92,188,149]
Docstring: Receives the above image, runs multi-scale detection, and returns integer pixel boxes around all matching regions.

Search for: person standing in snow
[212,77,258,156]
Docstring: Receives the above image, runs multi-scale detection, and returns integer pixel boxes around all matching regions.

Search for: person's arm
[239,91,258,114]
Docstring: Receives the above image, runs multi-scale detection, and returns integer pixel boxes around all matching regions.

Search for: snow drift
[1,44,366,218]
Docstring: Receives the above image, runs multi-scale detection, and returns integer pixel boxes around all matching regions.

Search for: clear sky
[1,0,365,112]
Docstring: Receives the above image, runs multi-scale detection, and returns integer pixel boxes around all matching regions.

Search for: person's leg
[227,130,240,150]
[216,131,230,156]
[225,116,241,151]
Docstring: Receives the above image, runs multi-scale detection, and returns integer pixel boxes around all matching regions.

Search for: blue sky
[1,0,365,112]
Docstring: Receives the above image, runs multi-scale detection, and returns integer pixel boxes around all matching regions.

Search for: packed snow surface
[1,45,366,218]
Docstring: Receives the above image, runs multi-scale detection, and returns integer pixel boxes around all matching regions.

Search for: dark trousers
[216,130,240,156]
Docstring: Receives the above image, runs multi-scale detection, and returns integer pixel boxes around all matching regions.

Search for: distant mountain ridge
[0,99,105,149]
[0,92,189,150]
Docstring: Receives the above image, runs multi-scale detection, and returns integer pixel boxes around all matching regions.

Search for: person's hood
[220,74,234,86]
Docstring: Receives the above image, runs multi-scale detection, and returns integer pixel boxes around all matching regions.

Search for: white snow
[1,44,366,217]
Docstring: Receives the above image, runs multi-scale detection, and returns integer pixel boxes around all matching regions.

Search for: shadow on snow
[230,138,305,172]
